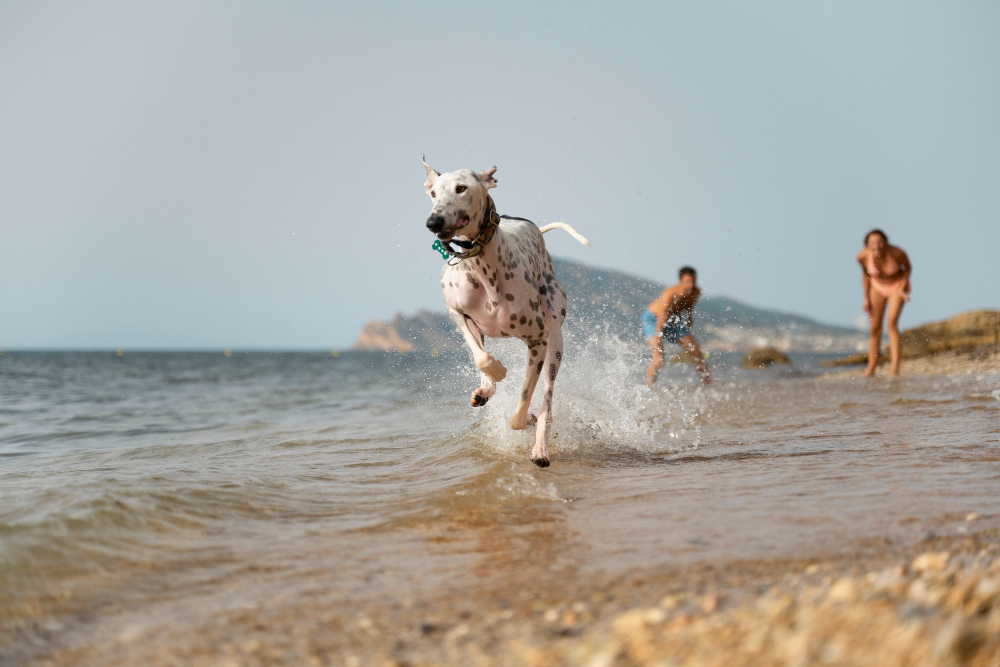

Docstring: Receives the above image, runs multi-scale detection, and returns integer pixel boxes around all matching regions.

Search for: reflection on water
[1,347,999,662]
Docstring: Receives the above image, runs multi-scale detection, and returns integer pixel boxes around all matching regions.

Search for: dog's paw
[510,413,537,429]
[476,354,507,382]
[471,389,490,407]
[531,444,549,468]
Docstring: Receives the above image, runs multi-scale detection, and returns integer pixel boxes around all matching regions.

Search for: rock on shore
[824,309,1000,367]
[741,347,792,369]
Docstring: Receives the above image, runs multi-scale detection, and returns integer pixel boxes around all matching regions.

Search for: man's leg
[646,335,665,388]
[679,335,711,385]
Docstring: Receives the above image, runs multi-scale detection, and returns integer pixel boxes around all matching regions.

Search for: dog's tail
[538,222,591,246]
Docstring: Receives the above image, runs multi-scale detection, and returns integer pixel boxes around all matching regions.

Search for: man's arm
[652,287,676,335]
[687,288,700,328]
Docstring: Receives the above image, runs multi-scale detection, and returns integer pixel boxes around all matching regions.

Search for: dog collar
[431,196,501,265]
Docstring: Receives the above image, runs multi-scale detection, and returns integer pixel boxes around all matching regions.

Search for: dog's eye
[455,185,467,194]
[430,190,436,198]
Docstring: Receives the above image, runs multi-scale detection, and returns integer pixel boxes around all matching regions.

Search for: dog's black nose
[426,214,446,233]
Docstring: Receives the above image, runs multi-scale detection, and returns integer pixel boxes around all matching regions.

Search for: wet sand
[29,525,1000,666]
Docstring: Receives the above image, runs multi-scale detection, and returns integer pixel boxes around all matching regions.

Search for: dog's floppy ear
[476,166,498,189]
[422,155,439,192]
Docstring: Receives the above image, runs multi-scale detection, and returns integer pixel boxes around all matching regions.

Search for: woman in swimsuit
[857,229,911,377]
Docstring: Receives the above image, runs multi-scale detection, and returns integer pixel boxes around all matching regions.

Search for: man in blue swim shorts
[643,266,711,386]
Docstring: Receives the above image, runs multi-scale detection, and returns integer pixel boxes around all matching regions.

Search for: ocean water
[2,342,999,662]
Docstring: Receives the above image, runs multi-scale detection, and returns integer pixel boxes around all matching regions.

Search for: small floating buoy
[116,348,124,357]
[224,349,232,357]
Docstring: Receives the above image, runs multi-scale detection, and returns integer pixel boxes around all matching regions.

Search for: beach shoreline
[823,345,1000,379]
[4,351,999,667]
[28,525,1000,666]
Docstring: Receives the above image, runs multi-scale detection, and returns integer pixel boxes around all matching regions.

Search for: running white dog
[423,157,590,467]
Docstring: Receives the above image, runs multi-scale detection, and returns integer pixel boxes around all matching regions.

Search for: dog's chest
[439,227,551,341]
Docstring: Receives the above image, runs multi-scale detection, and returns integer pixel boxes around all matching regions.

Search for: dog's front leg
[509,341,544,429]
[447,307,506,406]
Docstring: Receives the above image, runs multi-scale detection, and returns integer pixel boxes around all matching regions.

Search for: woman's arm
[892,247,912,298]
[893,247,912,281]
[858,252,871,312]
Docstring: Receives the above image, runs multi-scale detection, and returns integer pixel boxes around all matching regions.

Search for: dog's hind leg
[531,325,562,468]
[509,341,544,429]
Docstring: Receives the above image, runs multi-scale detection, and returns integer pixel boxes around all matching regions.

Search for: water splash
[463,330,721,461]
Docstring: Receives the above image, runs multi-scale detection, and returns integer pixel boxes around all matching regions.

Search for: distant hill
[354,258,866,353]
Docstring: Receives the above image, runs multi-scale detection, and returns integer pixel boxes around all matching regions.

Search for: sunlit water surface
[1,344,998,659]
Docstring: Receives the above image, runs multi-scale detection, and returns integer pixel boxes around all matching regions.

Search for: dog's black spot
[505,294,514,301]
[539,285,547,295]
[510,324,516,330]
[520,316,526,325]
[555,351,562,362]
[560,307,566,317]
[485,302,492,311]
[510,313,518,321]
[531,348,538,357]
[536,360,544,373]
[521,389,528,400]
[536,317,545,330]
[549,364,557,381]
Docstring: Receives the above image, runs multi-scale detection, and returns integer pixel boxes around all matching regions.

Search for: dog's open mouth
[434,214,471,241]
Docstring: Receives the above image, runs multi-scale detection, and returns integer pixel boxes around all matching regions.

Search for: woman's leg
[865,290,887,377]
[886,291,907,376]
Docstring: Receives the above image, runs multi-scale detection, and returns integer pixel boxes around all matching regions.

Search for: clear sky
[2,1,997,349]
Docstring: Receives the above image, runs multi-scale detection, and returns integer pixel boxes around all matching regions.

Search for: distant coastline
[355,258,867,355]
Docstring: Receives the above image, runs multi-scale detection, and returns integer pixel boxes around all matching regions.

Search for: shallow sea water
[1,343,999,662]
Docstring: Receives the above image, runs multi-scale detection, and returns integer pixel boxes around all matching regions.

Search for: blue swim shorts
[642,310,690,344]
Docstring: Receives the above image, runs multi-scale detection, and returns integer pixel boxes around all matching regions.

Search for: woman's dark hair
[864,229,888,245]
[679,266,697,279]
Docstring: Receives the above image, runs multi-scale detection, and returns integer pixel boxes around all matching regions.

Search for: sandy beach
[32,524,1000,666]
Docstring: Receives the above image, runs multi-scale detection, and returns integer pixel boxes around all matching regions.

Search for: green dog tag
[432,239,450,259]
